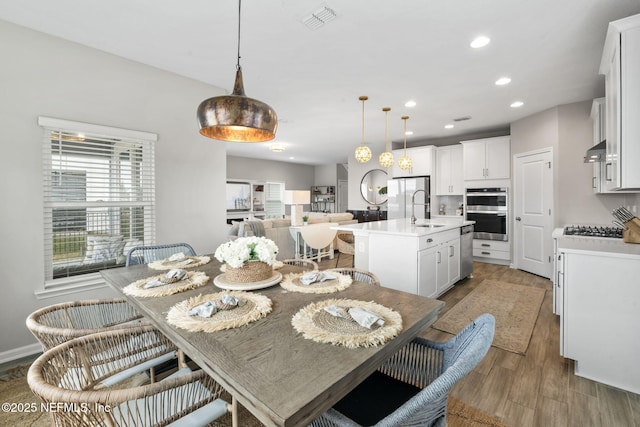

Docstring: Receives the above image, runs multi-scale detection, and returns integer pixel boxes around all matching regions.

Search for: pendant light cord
[236,0,242,70]
[361,99,365,146]
[403,116,408,155]
[384,109,389,151]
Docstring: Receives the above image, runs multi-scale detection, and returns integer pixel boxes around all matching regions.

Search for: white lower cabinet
[472,239,510,261]
[369,228,461,298]
[555,249,640,394]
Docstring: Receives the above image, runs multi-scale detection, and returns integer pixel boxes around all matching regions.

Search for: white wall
[0,20,228,358]
[511,101,640,227]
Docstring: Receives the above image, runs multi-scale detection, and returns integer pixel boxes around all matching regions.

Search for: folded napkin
[168,252,186,261]
[300,272,337,286]
[177,258,195,266]
[220,294,247,308]
[143,279,166,289]
[188,301,217,318]
[323,304,384,329]
[166,269,188,281]
[348,307,385,329]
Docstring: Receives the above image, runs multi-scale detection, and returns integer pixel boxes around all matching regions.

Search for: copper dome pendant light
[378,107,394,168]
[354,96,372,163]
[197,0,277,142]
[398,115,413,170]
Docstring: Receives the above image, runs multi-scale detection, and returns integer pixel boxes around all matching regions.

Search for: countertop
[553,227,640,258]
[332,218,474,237]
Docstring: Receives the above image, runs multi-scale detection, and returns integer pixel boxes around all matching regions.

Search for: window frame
[37,117,157,298]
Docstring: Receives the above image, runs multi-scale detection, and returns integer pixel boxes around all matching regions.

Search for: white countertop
[553,227,640,258]
[332,218,474,237]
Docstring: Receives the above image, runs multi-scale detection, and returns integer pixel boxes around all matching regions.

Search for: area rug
[433,279,545,354]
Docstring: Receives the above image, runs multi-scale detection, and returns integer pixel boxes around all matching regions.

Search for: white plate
[213,271,283,291]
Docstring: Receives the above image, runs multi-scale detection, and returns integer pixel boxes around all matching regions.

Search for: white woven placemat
[291,298,403,349]
[167,291,272,332]
[123,271,210,297]
[148,256,211,270]
[280,272,352,294]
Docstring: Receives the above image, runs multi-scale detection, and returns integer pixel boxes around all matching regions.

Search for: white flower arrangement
[214,236,279,269]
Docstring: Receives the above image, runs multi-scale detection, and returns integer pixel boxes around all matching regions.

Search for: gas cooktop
[563,225,623,238]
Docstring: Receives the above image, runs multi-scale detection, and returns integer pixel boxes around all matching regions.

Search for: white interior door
[514,149,553,278]
[337,179,348,213]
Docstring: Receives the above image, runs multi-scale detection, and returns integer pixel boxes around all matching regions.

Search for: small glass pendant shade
[379,107,393,168]
[355,95,371,163]
[399,115,412,170]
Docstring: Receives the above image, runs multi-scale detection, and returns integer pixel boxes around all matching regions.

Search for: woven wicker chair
[325,268,380,286]
[309,313,495,427]
[126,242,196,267]
[28,325,230,427]
[335,232,355,267]
[26,298,145,351]
[282,258,319,271]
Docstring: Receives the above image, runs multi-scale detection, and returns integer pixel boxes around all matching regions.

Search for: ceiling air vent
[302,5,337,30]
[453,116,472,122]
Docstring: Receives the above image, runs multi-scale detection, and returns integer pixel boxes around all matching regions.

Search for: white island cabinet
[553,233,640,394]
[332,218,471,298]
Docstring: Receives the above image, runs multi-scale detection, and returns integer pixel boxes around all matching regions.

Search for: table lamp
[284,190,311,226]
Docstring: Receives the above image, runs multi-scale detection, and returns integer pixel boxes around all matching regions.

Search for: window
[39,117,156,287]
[264,182,284,218]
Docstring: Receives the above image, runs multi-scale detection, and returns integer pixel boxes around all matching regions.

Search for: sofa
[227,213,358,260]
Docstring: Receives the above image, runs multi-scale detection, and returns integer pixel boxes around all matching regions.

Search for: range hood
[584,140,606,163]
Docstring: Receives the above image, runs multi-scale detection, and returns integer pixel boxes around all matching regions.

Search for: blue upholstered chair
[125,243,196,267]
[309,313,495,427]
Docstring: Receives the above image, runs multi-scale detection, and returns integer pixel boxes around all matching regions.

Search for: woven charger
[291,299,403,349]
[148,256,211,271]
[123,271,209,297]
[167,290,272,333]
[280,272,352,294]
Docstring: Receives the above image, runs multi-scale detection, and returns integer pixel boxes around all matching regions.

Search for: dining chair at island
[298,223,337,262]
[309,313,495,427]
[126,242,196,266]
[27,325,232,427]
[26,298,145,351]
[335,232,355,267]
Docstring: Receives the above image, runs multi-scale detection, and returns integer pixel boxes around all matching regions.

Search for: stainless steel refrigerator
[387,176,431,219]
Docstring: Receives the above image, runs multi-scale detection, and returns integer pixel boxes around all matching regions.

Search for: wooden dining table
[101,258,444,427]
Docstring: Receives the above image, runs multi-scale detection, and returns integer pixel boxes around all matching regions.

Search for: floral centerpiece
[214,236,279,283]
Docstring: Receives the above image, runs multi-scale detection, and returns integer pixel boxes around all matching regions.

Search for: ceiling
[2,1,640,165]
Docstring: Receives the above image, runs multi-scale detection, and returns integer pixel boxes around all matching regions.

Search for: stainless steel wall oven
[465,187,508,241]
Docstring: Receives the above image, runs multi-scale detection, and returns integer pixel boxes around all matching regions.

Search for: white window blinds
[264,182,284,218]
[39,117,156,283]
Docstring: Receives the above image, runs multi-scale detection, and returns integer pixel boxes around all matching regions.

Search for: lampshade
[355,96,371,163]
[284,190,310,205]
[197,0,277,142]
[379,107,394,168]
[399,115,412,170]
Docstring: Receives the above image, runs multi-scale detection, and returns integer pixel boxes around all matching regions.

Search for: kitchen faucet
[410,189,428,224]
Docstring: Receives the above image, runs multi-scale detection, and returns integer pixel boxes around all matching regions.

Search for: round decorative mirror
[360,169,388,205]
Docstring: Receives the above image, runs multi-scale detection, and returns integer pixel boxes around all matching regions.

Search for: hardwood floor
[318,255,640,427]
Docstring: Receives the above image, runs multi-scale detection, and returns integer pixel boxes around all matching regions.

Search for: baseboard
[0,343,42,365]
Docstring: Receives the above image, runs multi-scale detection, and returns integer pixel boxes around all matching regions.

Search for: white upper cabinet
[600,14,640,191]
[461,136,510,181]
[435,145,464,195]
[391,145,435,177]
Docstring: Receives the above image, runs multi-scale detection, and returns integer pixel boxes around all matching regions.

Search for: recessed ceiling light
[510,101,524,108]
[495,77,511,86]
[405,100,417,108]
[289,156,295,160]
[444,124,454,129]
[470,36,490,48]
[269,142,285,152]
[405,131,413,136]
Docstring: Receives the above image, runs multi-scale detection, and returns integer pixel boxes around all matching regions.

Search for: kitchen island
[553,228,640,394]
[333,218,474,298]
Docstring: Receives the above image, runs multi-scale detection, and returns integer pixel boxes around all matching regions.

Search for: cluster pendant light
[378,107,394,168]
[197,0,278,142]
[398,116,413,170]
[354,96,372,163]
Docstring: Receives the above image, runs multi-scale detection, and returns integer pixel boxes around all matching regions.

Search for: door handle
[516,217,522,221]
